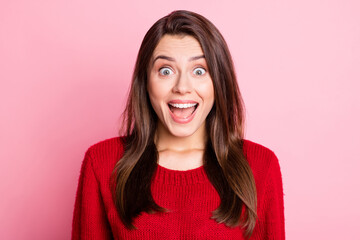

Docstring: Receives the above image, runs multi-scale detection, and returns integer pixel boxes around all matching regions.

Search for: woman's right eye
[159,67,174,76]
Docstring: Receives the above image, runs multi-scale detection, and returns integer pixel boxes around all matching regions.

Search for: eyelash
[158,66,207,76]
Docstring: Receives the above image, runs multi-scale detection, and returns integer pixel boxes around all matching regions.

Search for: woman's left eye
[193,67,206,76]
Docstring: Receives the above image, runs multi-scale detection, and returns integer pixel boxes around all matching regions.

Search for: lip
[168,100,199,124]
[168,99,198,104]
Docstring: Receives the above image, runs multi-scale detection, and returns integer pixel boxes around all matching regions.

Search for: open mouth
[168,102,199,119]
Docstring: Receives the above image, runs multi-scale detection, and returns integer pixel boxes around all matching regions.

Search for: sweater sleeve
[252,152,285,240]
[71,149,113,240]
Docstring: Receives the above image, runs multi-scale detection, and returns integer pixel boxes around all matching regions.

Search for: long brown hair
[112,10,257,238]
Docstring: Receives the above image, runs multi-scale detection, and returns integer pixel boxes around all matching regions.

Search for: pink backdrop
[1,0,359,239]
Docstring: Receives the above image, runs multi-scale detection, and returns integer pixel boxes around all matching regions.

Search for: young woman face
[147,34,215,138]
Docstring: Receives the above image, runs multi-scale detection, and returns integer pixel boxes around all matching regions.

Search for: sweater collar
[153,164,208,185]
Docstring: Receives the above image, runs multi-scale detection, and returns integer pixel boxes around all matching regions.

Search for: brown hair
[112,10,257,238]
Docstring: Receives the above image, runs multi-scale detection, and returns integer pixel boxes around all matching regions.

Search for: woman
[72,10,285,240]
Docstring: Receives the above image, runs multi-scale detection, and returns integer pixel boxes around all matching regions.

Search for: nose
[172,72,192,94]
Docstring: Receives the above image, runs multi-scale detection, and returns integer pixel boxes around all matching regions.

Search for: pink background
[1,0,359,239]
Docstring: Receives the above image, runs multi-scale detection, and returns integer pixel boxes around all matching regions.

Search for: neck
[154,122,207,152]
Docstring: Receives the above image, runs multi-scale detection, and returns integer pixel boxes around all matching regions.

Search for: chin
[167,124,201,138]
[170,132,195,138]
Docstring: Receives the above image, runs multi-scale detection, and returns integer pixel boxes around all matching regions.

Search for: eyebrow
[151,55,205,66]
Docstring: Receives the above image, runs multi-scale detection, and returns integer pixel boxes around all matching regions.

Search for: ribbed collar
[153,164,209,186]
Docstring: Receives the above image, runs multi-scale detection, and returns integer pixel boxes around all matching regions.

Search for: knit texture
[72,137,285,239]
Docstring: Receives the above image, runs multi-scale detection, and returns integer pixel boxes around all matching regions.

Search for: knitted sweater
[72,137,285,239]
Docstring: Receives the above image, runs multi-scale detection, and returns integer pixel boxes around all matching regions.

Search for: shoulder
[83,136,126,177]
[87,136,125,156]
[242,139,281,184]
[242,139,277,164]
[243,140,285,226]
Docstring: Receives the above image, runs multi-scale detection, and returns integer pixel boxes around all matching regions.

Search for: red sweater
[72,137,285,239]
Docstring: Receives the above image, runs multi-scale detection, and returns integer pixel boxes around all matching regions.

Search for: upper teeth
[169,103,197,108]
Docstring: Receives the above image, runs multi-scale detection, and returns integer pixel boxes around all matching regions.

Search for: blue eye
[159,67,174,76]
[193,67,206,76]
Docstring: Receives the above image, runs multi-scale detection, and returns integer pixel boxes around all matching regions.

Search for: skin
[147,34,215,170]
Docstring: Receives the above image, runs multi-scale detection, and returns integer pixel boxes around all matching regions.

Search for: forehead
[152,34,204,56]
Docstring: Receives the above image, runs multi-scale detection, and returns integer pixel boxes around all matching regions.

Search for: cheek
[147,71,174,101]
[147,78,169,112]
[198,81,215,103]
[148,83,162,103]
